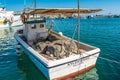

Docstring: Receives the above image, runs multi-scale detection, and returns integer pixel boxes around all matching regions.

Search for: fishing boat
[0,2,22,27]
[14,0,101,80]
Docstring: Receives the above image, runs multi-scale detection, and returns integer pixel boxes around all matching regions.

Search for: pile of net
[35,40,78,58]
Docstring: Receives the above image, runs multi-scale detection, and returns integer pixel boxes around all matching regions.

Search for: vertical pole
[34,0,37,18]
[34,0,36,9]
[24,0,26,11]
[77,0,80,54]
[78,0,80,42]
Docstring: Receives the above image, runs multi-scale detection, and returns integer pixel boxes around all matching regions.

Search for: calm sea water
[0,18,120,80]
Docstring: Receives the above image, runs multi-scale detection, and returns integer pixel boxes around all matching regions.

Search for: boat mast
[34,0,36,9]
[78,0,80,44]
[34,0,36,18]
[77,0,80,54]
[24,0,26,11]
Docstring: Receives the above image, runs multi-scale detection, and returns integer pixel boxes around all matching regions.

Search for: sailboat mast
[78,0,80,42]
[34,0,36,9]
[24,0,26,11]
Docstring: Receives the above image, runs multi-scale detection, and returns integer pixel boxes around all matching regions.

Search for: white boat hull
[0,16,23,28]
[14,32,100,80]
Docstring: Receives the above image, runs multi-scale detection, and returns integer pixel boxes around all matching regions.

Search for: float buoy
[16,43,21,56]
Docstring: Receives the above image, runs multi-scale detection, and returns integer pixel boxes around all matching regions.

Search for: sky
[0,0,120,15]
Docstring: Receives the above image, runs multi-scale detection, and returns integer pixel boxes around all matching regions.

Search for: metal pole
[24,0,26,11]
[77,0,80,54]
[34,0,37,18]
[34,0,36,9]
[78,0,80,42]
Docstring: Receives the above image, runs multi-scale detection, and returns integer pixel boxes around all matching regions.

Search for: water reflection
[0,27,13,39]
[74,68,99,80]
[0,27,16,51]
[0,27,23,80]
[17,52,47,80]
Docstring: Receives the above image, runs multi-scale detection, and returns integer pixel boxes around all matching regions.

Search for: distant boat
[0,2,22,28]
[86,15,94,19]
[14,0,101,79]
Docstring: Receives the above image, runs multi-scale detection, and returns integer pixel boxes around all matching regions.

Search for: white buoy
[16,43,21,56]
[17,43,21,48]
[58,32,63,36]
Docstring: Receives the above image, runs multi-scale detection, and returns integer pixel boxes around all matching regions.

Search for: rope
[54,19,60,32]
[48,20,54,32]
[98,56,120,64]
[77,53,120,65]
[89,55,120,64]
[65,24,78,57]
[72,25,78,39]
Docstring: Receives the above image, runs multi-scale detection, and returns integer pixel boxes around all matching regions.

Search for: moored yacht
[0,4,22,27]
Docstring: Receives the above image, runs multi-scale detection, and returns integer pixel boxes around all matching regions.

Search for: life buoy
[9,17,13,23]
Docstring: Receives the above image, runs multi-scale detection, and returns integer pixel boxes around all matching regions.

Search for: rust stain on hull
[54,65,95,80]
